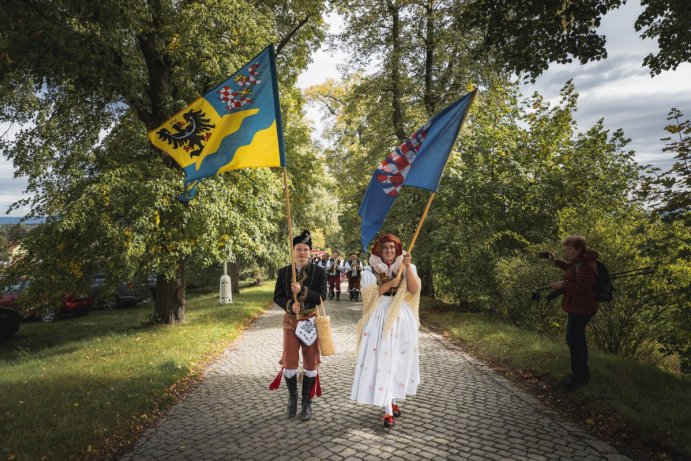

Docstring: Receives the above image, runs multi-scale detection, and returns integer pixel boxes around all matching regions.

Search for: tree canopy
[0,0,334,322]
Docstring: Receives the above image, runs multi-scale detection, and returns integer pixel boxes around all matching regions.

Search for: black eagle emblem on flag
[156,109,216,157]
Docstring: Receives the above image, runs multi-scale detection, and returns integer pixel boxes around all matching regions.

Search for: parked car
[90,276,152,310]
[0,306,21,340]
[0,280,92,322]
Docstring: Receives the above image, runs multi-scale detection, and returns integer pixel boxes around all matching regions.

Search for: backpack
[594,260,614,302]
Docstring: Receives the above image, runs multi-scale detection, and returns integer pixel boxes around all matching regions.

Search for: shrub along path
[121,287,630,461]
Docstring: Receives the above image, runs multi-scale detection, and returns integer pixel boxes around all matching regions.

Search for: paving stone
[119,281,631,461]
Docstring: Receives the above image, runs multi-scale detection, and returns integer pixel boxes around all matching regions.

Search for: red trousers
[328,275,341,293]
[281,313,320,370]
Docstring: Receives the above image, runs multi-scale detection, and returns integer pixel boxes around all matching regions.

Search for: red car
[0,280,92,322]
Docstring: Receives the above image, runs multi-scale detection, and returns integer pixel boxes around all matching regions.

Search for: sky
[2,0,690,217]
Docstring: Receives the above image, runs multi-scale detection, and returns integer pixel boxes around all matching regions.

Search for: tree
[0,0,329,323]
[640,109,691,224]
[461,0,691,80]
[7,223,30,243]
[636,0,691,75]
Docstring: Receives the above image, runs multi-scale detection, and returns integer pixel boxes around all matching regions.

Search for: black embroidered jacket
[274,263,327,315]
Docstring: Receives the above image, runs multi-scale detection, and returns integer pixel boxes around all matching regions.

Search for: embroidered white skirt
[350,294,420,407]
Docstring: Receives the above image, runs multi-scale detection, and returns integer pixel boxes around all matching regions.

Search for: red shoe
[383,414,395,428]
[392,403,401,417]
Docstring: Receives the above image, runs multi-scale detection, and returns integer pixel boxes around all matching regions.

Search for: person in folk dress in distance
[351,233,421,428]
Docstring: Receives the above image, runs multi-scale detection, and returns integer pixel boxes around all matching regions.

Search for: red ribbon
[269,367,283,390]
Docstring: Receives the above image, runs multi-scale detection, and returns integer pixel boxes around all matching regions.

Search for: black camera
[531,286,563,302]
[545,288,564,301]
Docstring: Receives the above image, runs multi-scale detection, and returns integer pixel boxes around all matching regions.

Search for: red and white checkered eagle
[375,123,430,196]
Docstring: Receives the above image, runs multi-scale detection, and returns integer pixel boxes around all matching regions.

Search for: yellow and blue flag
[148,45,285,200]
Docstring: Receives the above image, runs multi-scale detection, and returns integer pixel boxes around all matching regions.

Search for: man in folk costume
[316,252,329,269]
[271,230,327,420]
[326,251,344,301]
[344,252,364,301]
[351,234,421,428]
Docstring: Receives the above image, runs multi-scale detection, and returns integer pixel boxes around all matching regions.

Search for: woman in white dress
[351,233,421,428]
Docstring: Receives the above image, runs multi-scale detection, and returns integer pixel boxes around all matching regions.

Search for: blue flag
[149,45,286,201]
[358,90,476,251]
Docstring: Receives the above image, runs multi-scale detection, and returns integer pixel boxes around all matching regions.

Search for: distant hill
[0,217,44,225]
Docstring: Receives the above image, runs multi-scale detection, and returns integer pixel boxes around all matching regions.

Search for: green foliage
[0,0,332,320]
[635,0,691,74]
[639,109,691,226]
[459,0,691,80]
[461,0,624,81]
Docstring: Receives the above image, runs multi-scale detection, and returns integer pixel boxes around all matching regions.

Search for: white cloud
[521,0,691,170]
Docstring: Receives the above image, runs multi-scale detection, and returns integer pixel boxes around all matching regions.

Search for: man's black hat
[293,230,312,248]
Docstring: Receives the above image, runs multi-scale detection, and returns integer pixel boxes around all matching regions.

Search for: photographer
[545,235,599,391]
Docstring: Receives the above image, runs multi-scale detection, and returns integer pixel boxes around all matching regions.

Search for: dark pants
[566,313,593,382]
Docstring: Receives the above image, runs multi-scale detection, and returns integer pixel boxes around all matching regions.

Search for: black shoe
[300,376,316,421]
[336,292,340,301]
[285,375,298,418]
[329,292,334,300]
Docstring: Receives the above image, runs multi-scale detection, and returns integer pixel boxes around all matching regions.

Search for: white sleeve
[361,268,377,288]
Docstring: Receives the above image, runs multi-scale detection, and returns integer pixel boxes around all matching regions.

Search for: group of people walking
[272,229,601,427]
[313,251,364,302]
[272,230,420,427]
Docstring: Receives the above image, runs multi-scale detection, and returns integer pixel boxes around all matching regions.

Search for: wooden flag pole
[395,192,435,280]
[283,168,300,319]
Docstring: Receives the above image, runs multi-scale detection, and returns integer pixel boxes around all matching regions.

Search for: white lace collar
[369,254,403,278]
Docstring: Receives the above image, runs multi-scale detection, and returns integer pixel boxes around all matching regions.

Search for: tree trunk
[229,262,240,294]
[153,260,186,324]
[388,2,407,141]
[424,0,436,115]
[418,262,435,297]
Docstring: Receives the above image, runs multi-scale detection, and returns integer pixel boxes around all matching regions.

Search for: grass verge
[0,284,273,461]
[419,297,691,461]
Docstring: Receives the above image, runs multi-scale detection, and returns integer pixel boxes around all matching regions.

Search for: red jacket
[555,250,599,315]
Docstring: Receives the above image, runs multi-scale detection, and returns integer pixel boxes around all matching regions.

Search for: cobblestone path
[121,287,630,461]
